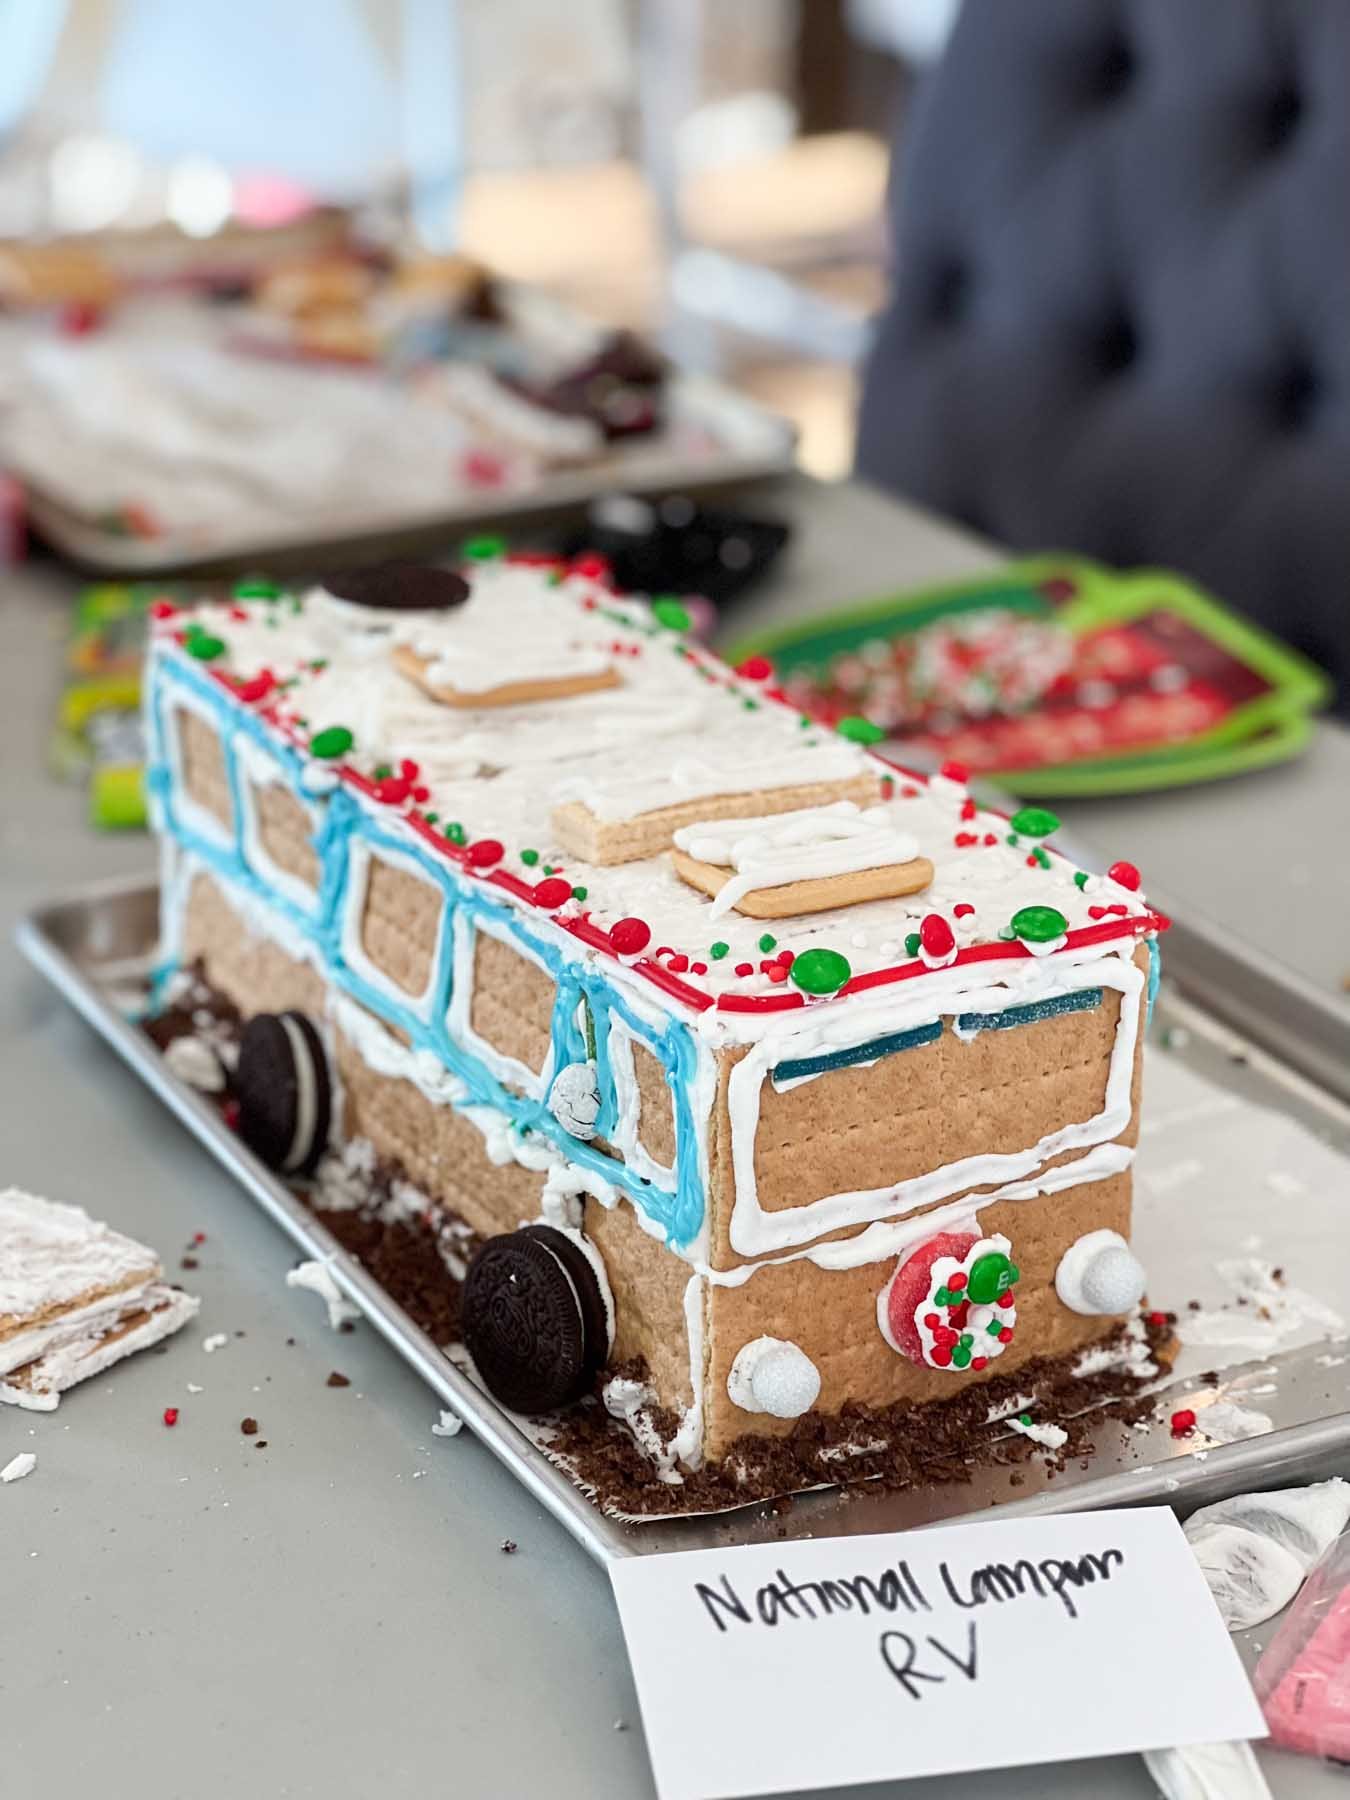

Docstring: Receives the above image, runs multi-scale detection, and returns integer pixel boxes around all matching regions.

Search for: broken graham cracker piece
[391,640,620,710]
[0,1187,199,1409]
[670,800,933,919]
[552,769,883,866]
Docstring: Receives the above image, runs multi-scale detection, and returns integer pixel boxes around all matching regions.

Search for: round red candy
[609,917,651,957]
[163,1407,179,1427]
[736,655,774,681]
[931,1345,953,1367]
[1107,860,1141,891]
[1170,1408,1197,1437]
[533,876,572,910]
[939,759,970,783]
[883,1232,978,1364]
[235,670,275,704]
[919,914,955,960]
[467,838,504,868]
[374,776,412,805]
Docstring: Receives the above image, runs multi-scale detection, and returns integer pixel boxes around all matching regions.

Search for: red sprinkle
[149,599,179,620]
[666,953,689,974]
[972,1356,988,1371]
[400,759,421,780]
[998,1291,1015,1308]
[466,838,504,868]
[946,1270,968,1291]
[609,917,651,957]
[163,1407,179,1427]
[920,914,955,959]
[953,903,975,919]
[775,949,795,967]
[736,655,774,681]
[1089,905,1107,920]
[1108,860,1142,891]
[192,1232,206,1245]
[690,962,708,976]
[570,551,610,582]
[939,760,970,783]
[997,1327,1014,1343]
[234,670,276,704]
[533,876,572,910]
[1170,1408,1197,1437]
[901,785,921,799]
[960,798,977,821]
[766,964,789,984]
[982,833,998,846]
[953,832,978,848]
[1148,1310,1168,1327]
[923,1312,940,1329]
[734,962,754,978]
[373,775,412,805]
[930,1345,953,1367]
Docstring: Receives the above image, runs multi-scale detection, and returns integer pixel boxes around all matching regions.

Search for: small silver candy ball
[547,1061,601,1140]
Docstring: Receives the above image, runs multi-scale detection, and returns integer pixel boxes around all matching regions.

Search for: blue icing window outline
[956,987,1104,1036]
[772,1020,943,1085]
[1146,937,1162,1026]
[144,655,707,1249]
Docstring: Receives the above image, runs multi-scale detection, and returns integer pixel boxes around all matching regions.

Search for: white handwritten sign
[610,1508,1264,1800]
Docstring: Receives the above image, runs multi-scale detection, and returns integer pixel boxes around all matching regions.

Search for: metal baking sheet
[14,285,797,579]
[17,875,1350,1565]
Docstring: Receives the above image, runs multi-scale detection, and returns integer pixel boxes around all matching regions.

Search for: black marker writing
[695,1560,931,1633]
[939,1548,1124,1620]
[880,1622,979,1698]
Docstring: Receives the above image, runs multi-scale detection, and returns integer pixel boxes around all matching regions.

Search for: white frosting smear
[674,802,920,918]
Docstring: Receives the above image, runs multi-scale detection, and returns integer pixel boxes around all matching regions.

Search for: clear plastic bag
[1254,1526,1350,1761]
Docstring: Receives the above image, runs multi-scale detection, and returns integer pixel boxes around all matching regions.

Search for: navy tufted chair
[856,0,1350,705]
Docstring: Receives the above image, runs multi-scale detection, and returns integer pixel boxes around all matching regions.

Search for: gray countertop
[3,484,1345,1800]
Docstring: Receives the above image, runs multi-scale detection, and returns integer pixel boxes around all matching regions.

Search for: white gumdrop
[1056,1229,1146,1316]
[727,1337,822,1420]
[547,1061,601,1139]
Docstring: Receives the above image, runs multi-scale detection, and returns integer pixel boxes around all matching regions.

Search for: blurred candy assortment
[49,582,164,828]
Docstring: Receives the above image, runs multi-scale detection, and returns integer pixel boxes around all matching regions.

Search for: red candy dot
[923,1312,940,1329]
[946,1270,967,1291]
[940,760,970,783]
[399,759,421,780]
[931,1346,952,1367]
[736,655,774,681]
[960,798,977,821]
[610,917,651,957]
[149,599,179,620]
[570,552,610,581]
[666,953,689,974]
[1088,905,1107,920]
[163,1407,179,1427]
[919,914,955,959]
[1147,1310,1168,1327]
[998,1291,1015,1308]
[235,670,275,704]
[766,963,789,984]
[997,1327,1014,1343]
[954,832,977,848]
[953,903,975,919]
[1108,860,1142,891]
[734,962,754,978]
[1170,1408,1197,1437]
[691,962,708,976]
[467,838,504,868]
[972,1356,988,1371]
[373,776,412,805]
[982,832,998,846]
[533,877,572,909]
[901,785,921,799]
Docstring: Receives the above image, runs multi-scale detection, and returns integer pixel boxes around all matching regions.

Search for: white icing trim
[674,802,919,920]
[669,1274,705,1468]
[233,730,321,916]
[725,950,1143,1259]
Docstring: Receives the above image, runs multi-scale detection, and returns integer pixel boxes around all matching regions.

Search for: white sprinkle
[202,1333,229,1353]
[1006,1416,1068,1451]
[431,1409,464,1438]
[2,1452,37,1484]
[187,1383,204,1394]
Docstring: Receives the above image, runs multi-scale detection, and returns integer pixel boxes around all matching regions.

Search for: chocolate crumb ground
[339,1320,356,1333]
[241,1417,258,1435]
[182,1255,199,1270]
[144,972,1177,1518]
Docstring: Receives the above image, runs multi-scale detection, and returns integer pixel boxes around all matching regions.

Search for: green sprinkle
[547,569,564,586]
[836,714,885,745]
[1073,870,1089,890]
[446,822,466,846]
[1010,805,1061,839]
[905,933,921,957]
[519,848,539,866]
[798,715,812,729]
[373,764,393,781]
[1018,1413,1033,1427]
[1010,904,1068,944]
[1006,833,1020,847]
[951,1344,972,1369]
[310,657,328,672]
[709,941,729,961]
[789,947,852,996]
[463,534,505,560]
[571,885,588,902]
[742,697,759,710]
[758,933,777,953]
[1032,846,1051,869]
[987,1319,1004,1337]
[233,577,281,600]
[309,726,353,759]
[184,632,226,661]
[423,812,439,825]
[543,864,555,876]
[651,597,691,632]
[934,1287,952,1308]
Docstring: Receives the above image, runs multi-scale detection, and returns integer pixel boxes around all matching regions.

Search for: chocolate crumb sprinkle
[326,1371,351,1388]
[241,1418,258,1435]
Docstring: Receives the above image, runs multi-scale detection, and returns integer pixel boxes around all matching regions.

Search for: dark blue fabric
[857,0,1350,702]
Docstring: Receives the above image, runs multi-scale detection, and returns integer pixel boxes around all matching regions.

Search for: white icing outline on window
[448,907,557,1099]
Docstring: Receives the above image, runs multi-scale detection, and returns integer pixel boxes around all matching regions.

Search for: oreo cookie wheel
[234,1011,332,1177]
[461,1225,611,1414]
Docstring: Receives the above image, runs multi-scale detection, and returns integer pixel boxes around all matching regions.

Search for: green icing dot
[987,1319,1004,1337]
[933,1287,952,1308]
[1018,1412,1033,1427]
[968,1252,1019,1304]
[1009,805,1061,839]
[709,941,729,960]
[519,848,539,866]
[463,535,505,560]
[373,764,393,781]
[836,714,885,745]
[951,1344,972,1369]
[1011,904,1068,944]
[757,933,777,953]
[423,812,439,824]
[184,632,226,661]
[1073,870,1089,890]
[905,933,921,958]
[789,947,851,996]
[309,726,353,759]
[233,577,281,600]
[571,885,588,902]
[651,597,691,632]
[446,822,466,846]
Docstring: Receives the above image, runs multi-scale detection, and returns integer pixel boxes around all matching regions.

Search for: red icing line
[717,990,804,1014]
[634,959,715,1011]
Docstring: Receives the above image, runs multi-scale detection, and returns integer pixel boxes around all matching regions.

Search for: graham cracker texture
[182,873,329,1020]
[253,782,320,892]
[392,641,621,709]
[469,930,555,1085]
[671,849,936,918]
[0,1264,155,1342]
[701,1170,1133,1458]
[550,769,883,866]
[177,707,233,832]
[360,858,440,997]
[631,1040,677,1168]
[585,1197,693,1414]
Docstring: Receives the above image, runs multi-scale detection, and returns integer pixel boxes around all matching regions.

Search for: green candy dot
[184,632,226,661]
[905,932,921,958]
[571,885,588,902]
[1018,1412,1033,1427]
[951,1345,972,1370]
[1073,870,1089,890]
[543,864,555,875]
[520,848,539,866]
[309,726,353,759]
[423,812,439,824]
[463,535,505,560]
[758,933,777,953]
[959,1334,973,1348]
[836,714,885,746]
[987,1319,1004,1337]
[709,941,729,960]
[967,1252,1019,1304]
[446,822,466,846]
[1009,805,1061,839]
[373,764,392,781]
[933,1287,953,1308]
[651,597,691,632]
[789,947,852,996]
[233,577,281,600]
[1011,904,1068,944]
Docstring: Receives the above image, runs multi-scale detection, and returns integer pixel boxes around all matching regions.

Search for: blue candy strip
[956,987,1104,1035]
[772,1019,943,1085]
